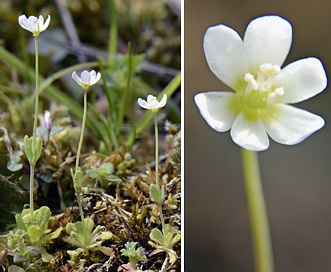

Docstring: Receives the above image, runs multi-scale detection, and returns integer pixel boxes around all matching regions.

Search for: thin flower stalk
[242,149,274,272]
[29,31,40,217]
[138,94,167,231]
[71,70,101,232]
[154,112,165,232]
[18,14,50,217]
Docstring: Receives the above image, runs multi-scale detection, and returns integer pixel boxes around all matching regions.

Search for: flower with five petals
[194,15,327,151]
[138,94,167,112]
[18,15,50,36]
[72,70,101,91]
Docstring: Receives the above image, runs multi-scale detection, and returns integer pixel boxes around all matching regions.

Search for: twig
[54,0,87,62]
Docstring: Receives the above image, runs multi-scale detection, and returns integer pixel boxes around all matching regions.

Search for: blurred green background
[184,1,331,271]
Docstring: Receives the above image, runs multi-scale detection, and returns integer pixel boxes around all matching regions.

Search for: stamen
[243,64,285,108]
[274,87,284,96]
[260,63,281,76]
[244,73,258,94]
[267,87,285,103]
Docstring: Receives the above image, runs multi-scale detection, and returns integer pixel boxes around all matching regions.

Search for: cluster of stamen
[242,63,284,109]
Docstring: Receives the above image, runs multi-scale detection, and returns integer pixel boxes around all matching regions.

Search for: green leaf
[150,228,165,245]
[23,135,33,163]
[7,155,23,172]
[32,138,43,165]
[164,232,173,248]
[99,163,114,174]
[48,227,63,240]
[8,265,26,272]
[49,125,64,137]
[150,184,165,205]
[96,231,113,241]
[15,214,26,231]
[84,218,95,234]
[71,168,83,192]
[98,246,113,256]
[65,222,73,234]
[36,126,48,142]
[75,221,86,239]
[27,225,42,242]
[171,233,181,246]
[36,206,51,228]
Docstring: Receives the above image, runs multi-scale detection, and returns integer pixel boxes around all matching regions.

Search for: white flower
[44,111,52,130]
[138,94,167,112]
[18,15,50,36]
[194,15,327,151]
[72,70,101,90]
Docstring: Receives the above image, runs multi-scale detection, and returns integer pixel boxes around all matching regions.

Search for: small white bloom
[138,94,167,112]
[18,15,50,36]
[195,15,327,151]
[72,70,101,90]
[44,111,52,131]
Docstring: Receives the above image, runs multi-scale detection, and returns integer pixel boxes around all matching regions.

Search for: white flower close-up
[72,70,101,90]
[138,94,167,112]
[18,15,50,36]
[194,15,327,151]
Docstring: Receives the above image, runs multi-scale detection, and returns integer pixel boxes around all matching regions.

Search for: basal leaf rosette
[195,15,327,151]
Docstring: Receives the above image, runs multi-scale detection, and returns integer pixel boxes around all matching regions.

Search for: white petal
[244,15,292,72]
[137,98,150,109]
[27,16,38,32]
[149,100,161,109]
[72,71,81,84]
[194,92,236,132]
[91,72,101,85]
[230,112,269,151]
[18,15,29,30]
[203,24,249,90]
[275,58,327,104]
[159,94,167,107]
[90,70,97,79]
[41,15,51,32]
[264,104,325,145]
[81,71,91,83]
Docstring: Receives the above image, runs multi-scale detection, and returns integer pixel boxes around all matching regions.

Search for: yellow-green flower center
[147,96,157,104]
[229,63,285,122]
[242,63,284,109]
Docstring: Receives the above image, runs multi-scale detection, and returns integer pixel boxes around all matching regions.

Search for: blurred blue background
[184,1,331,271]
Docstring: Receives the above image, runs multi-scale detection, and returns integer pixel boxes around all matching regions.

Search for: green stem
[29,164,35,216]
[154,112,165,232]
[75,89,88,171]
[29,36,40,217]
[154,112,159,187]
[32,36,39,140]
[76,192,85,223]
[241,149,274,272]
[74,88,89,228]
[108,0,117,58]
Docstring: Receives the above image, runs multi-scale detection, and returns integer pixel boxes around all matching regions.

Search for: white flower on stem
[18,15,50,36]
[44,111,52,131]
[72,70,101,90]
[195,15,327,151]
[138,94,167,112]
